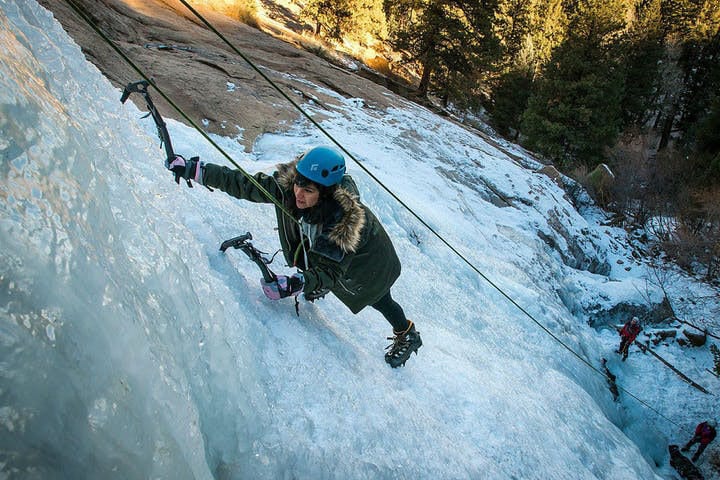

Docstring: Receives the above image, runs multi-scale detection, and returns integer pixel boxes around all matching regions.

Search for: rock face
[37,0,403,149]
[682,329,707,347]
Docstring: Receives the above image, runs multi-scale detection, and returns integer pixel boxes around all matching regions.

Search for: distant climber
[617,317,642,361]
[681,421,717,462]
[669,445,704,480]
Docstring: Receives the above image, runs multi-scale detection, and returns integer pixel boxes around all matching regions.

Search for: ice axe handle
[120,79,176,164]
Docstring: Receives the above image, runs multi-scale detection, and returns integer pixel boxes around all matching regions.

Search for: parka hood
[276,159,366,253]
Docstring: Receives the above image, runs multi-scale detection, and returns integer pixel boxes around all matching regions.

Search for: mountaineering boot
[385,320,422,368]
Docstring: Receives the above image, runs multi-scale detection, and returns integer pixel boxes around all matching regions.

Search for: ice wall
[0,2,665,479]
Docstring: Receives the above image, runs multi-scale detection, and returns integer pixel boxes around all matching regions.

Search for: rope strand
[174,0,698,432]
[61,0,298,227]
[61,0,697,433]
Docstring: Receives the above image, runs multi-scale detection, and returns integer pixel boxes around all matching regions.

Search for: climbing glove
[167,155,203,186]
[262,273,304,300]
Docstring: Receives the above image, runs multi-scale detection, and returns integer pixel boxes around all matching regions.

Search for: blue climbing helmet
[296,146,346,187]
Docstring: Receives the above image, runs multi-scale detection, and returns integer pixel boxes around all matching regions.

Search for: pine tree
[617,0,664,129]
[385,0,501,100]
[519,0,631,166]
[528,0,567,67]
[660,0,706,39]
[488,0,568,137]
[690,73,720,183]
[489,67,533,138]
[353,0,388,41]
[677,12,720,141]
[494,0,533,62]
[696,96,720,155]
[302,0,354,39]
[656,0,720,150]
[493,0,567,70]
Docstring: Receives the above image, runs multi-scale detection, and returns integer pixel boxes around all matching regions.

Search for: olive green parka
[203,160,401,314]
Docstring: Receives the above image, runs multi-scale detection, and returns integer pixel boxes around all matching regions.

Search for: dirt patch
[37,0,404,150]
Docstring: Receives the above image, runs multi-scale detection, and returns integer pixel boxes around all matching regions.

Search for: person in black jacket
[168,146,422,367]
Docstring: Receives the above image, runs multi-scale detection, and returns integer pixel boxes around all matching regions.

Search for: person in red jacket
[682,421,717,462]
[617,317,642,361]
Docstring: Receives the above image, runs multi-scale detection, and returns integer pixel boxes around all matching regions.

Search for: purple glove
[167,155,203,186]
[262,273,304,300]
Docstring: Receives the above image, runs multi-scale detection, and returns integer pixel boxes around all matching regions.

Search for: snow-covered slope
[1,1,718,479]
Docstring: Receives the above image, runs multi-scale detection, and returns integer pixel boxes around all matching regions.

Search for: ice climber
[617,316,642,361]
[681,421,717,462]
[168,145,423,367]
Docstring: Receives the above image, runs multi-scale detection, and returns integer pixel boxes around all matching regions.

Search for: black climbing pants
[683,437,709,461]
[370,290,410,333]
[619,337,632,358]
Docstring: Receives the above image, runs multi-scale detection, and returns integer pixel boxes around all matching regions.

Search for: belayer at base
[617,316,642,361]
[682,421,717,463]
[169,146,422,367]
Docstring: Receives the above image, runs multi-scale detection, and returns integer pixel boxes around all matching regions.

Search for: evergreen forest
[246,0,720,280]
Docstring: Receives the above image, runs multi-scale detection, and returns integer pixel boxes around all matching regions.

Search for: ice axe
[121,80,192,186]
[220,232,278,284]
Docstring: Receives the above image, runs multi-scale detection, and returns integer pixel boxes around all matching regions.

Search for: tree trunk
[658,101,677,150]
[418,63,432,97]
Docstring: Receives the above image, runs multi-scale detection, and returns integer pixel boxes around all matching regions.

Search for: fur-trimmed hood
[276,159,366,253]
